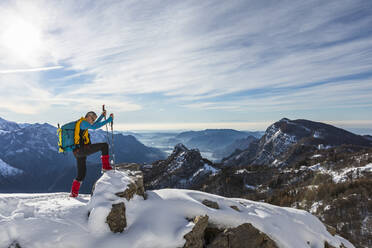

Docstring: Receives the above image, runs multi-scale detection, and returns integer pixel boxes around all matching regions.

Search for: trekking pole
[110,117,116,170]
[103,105,112,160]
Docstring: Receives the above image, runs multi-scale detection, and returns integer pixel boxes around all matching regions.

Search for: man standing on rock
[70,110,114,197]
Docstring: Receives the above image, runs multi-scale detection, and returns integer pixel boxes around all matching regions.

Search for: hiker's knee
[102,143,109,155]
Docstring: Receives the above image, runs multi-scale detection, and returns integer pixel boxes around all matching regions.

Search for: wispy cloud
[0,66,63,74]
[0,0,371,128]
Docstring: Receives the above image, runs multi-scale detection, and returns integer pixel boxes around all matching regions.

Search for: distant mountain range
[127,129,263,161]
[0,117,166,193]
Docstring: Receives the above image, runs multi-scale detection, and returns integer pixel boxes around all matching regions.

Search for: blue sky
[0,0,372,132]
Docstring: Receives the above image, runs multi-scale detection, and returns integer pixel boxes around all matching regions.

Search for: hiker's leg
[70,156,86,197]
[75,143,112,171]
[76,156,87,181]
[77,143,109,157]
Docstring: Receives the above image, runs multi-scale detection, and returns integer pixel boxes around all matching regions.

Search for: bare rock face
[230,205,240,212]
[324,241,346,248]
[114,163,145,200]
[183,215,279,248]
[106,202,126,233]
[325,224,337,236]
[207,223,278,248]
[202,199,219,209]
[183,215,209,248]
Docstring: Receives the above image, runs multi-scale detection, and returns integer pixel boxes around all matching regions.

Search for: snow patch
[313,131,322,138]
[317,144,332,150]
[203,163,219,175]
[244,184,256,190]
[0,130,10,135]
[310,201,323,214]
[308,163,372,183]
[191,164,220,179]
[235,169,248,174]
[330,163,372,183]
[311,154,323,159]
[0,159,22,176]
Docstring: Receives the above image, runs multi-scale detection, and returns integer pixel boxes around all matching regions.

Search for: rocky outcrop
[184,215,209,248]
[202,199,219,209]
[324,241,346,248]
[230,206,240,212]
[208,223,278,248]
[142,144,219,190]
[183,216,279,248]
[106,202,126,233]
[326,224,337,236]
[114,163,145,200]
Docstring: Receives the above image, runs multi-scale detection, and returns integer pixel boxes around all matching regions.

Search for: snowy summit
[0,164,354,248]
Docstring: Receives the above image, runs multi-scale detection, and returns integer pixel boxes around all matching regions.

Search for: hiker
[70,110,114,197]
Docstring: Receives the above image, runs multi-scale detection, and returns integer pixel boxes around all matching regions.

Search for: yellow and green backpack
[57,117,90,153]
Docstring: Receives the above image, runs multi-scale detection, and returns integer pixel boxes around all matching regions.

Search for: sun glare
[1,17,43,62]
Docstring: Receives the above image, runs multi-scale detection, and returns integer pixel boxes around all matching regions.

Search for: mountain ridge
[0,117,166,193]
[223,118,372,167]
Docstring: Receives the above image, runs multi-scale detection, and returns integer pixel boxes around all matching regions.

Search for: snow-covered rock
[0,165,355,248]
[88,163,145,234]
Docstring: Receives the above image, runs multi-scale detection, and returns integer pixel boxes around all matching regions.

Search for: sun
[1,17,43,63]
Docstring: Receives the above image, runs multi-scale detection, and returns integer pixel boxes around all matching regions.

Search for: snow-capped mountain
[0,117,20,132]
[0,117,166,193]
[0,165,354,248]
[142,143,220,190]
[223,118,372,167]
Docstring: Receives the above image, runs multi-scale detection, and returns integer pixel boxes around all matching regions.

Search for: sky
[0,0,372,133]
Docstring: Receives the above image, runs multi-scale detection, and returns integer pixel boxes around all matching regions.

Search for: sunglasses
[89,114,97,121]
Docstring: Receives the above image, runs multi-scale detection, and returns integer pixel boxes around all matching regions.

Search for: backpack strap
[57,127,64,153]
[74,117,90,146]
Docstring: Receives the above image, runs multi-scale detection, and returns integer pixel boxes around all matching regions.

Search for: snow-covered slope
[0,168,354,248]
[0,158,22,176]
[0,117,20,132]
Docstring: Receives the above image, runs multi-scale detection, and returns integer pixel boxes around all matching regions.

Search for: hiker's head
[85,111,97,124]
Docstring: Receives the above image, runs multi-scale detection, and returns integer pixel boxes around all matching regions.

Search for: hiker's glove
[110,113,114,120]
[102,110,106,117]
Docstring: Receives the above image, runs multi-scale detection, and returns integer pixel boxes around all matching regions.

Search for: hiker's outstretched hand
[102,110,107,117]
[110,113,114,120]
